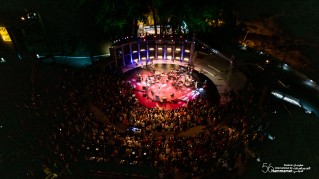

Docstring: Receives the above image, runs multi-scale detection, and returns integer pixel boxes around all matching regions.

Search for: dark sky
[231,0,319,42]
[1,0,319,43]
[0,0,87,33]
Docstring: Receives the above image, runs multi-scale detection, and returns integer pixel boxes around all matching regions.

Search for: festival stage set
[125,63,208,110]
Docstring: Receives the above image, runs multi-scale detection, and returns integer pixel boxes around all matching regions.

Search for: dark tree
[93,0,226,38]
[95,0,148,40]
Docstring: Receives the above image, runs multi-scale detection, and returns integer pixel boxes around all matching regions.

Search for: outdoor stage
[124,63,216,110]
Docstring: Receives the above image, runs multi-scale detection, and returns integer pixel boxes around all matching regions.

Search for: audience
[4,62,267,178]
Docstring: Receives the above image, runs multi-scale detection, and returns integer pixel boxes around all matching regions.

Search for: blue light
[267,134,275,140]
[43,56,92,68]
[181,21,189,34]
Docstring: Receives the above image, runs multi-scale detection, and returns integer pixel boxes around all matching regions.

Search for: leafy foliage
[95,0,148,39]
[94,0,225,37]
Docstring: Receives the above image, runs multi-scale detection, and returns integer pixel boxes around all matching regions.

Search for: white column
[121,45,125,66]
[129,43,133,64]
[138,42,141,61]
[181,42,184,61]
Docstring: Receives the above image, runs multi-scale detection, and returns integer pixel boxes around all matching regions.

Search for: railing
[195,38,233,63]
[40,54,110,67]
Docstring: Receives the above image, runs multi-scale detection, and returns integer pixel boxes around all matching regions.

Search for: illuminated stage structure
[109,36,195,69]
[127,65,202,110]
[109,36,237,106]
[110,35,200,110]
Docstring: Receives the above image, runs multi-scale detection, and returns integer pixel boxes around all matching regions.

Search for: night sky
[1,0,319,42]
[232,0,319,42]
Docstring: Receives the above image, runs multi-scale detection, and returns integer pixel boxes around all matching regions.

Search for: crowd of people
[86,64,268,178]
[2,60,269,178]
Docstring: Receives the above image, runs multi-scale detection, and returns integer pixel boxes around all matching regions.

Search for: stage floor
[124,64,219,110]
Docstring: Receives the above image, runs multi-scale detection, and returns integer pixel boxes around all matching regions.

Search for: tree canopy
[94,0,226,38]
[95,0,149,39]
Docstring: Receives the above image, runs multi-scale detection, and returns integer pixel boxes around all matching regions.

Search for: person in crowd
[13,62,266,178]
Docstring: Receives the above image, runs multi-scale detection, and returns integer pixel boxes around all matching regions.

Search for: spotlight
[305,110,312,114]
[267,134,275,140]
[0,57,6,63]
[256,156,261,162]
